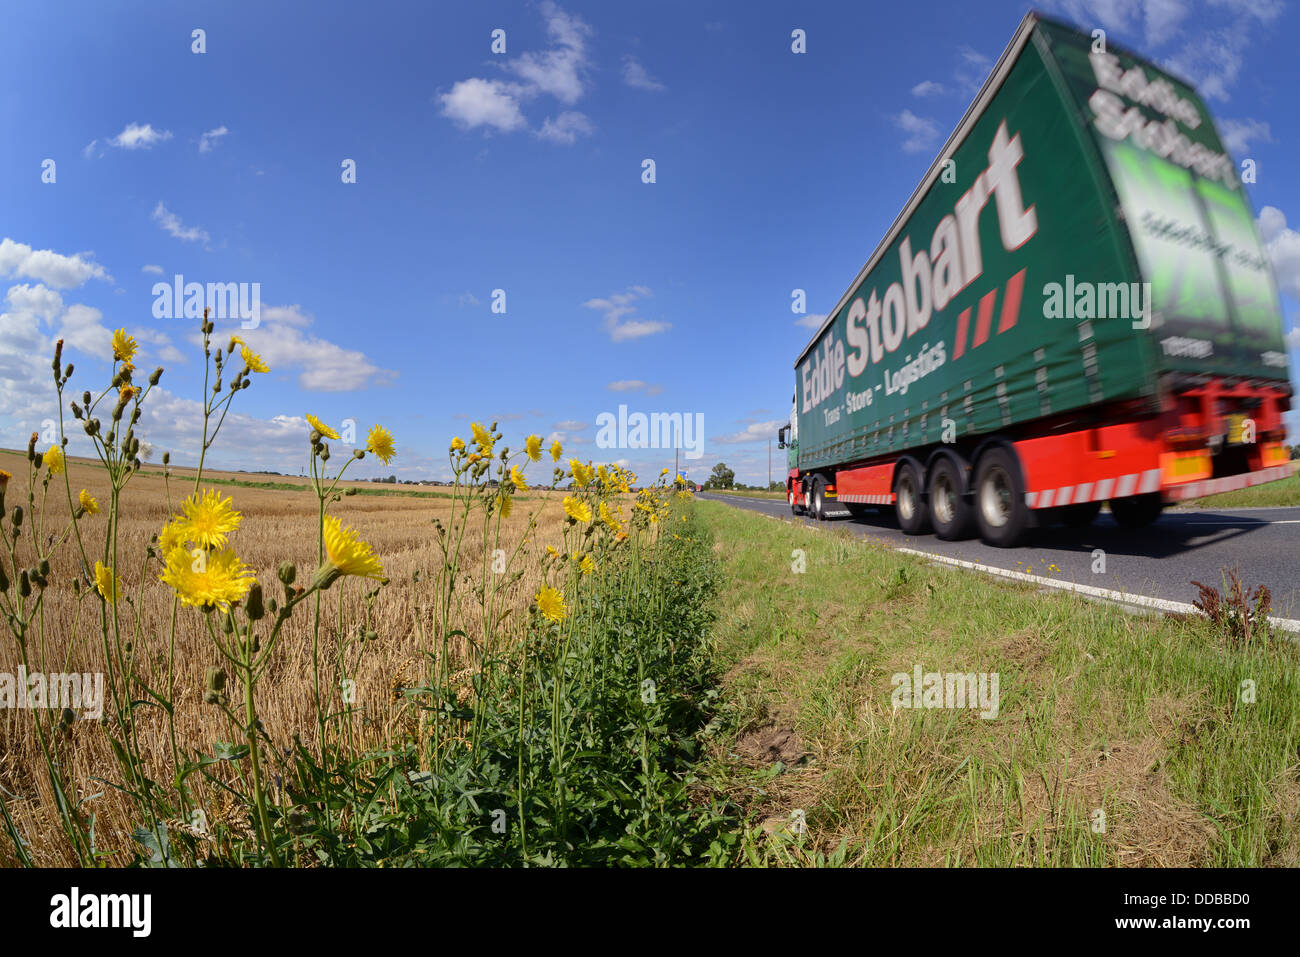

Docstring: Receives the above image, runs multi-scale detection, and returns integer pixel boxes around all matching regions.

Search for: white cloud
[1218,117,1272,155]
[607,380,647,392]
[224,303,396,392]
[954,46,992,96]
[198,126,229,153]
[439,2,594,140]
[537,110,594,144]
[142,264,164,275]
[458,291,481,307]
[82,139,99,160]
[584,286,671,342]
[894,110,941,153]
[0,238,112,289]
[715,420,785,444]
[795,312,826,330]
[622,55,666,92]
[506,0,592,104]
[152,202,210,244]
[911,80,945,97]
[553,419,588,431]
[109,122,173,150]
[1258,206,1300,304]
[439,78,528,132]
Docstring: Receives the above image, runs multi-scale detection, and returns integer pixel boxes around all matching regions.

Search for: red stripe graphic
[952,307,971,359]
[972,286,998,348]
[997,268,1026,333]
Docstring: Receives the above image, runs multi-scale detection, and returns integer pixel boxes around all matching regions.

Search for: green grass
[696,500,1300,867]
[705,488,786,500]
[1174,471,1300,509]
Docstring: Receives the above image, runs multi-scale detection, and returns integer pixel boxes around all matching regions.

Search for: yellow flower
[94,561,122,604]
[569,459,594,487]
[470,422,495,455]
[322,515,385,580]
[178,489,242,550]
[0,469,10,494]
[119,384,137,403]
[599,501,622,533]
[450,436,465,452]
[241,345,269,374]
[563,495,592,523]
[498,492,514,519]
[579,554,597,576]
[550,439,562,462]
[660,468,669,477]
[509,465,528,491]
[536,584,567,623]
[159,545,255,610]
[525,434,543,462]
[546,545,559,557]
[366,425,396,464]
[306,414,339,440]
[158,518,187,552]
[78,489,99,515]
[111,328,138,363]
[45,445,65,475]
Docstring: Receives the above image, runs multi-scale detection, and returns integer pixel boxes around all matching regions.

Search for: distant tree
[705,462,735,489]
[1290,444,1298,460]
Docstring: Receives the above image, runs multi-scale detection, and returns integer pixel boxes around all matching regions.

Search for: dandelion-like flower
[158,518,187,553]
[0,469,10,494]
[599,501,622,533]
[569,459,594,487]
[509,465,528,491]
[579,554,597,576]
[45,445,65,475]
[79,489,99,515]
[178,489,243,550]
[470,422,495,455]
[322,515,385,580]
[525,434,543,462]
[536,584,567,623]
[306,414,339,440]
[563,495,592,523]
[366,425,396,464]
[550,439,562,462]
[94,561,122,604]
[111,328,138,363]
[450,436,466,453]
[160,545,255,610]
[498,492,514,519]
[241,346,269,374]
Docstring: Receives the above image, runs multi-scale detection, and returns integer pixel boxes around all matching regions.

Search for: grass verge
[695,500,1300,867]
[1174,472,1300,510]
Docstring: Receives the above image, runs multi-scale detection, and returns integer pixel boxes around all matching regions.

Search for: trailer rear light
[1160,449,1212,484]
[1261,442,1290,468]
[1096,450,1116,459]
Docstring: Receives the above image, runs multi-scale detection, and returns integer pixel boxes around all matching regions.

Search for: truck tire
[893,462,931,536]
[1060,500,1102,528]
[1109,493,1163,529]
[789,485,805,515]
[974,446,1029,547]
[929,456,974,541]
[811,476,829,521]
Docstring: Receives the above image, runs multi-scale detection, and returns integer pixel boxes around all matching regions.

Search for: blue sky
[2,0,1297,485]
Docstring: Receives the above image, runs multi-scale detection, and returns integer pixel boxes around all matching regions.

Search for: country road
[698,492,1300,624]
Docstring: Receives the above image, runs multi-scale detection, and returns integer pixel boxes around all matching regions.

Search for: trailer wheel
[1109,493,1163,529]
[811,476,829,521]
[929,457,974,541]
[893,462,931,536]
[789,485,805,516]
[974,446,1029,547]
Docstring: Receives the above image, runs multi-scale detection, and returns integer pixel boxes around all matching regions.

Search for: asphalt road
[698,492,1300,621]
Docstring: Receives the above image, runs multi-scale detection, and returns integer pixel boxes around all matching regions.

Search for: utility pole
[768,439,772,490]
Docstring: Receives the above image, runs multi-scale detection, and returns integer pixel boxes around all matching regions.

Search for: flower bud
[204,665,227,693]
[245,582,264,621]
[162,451,170,465]
[0,562,8,592]
[11,506,22,528]
[149,367,163,386]
[19,569,30,598]
[277,561,296,585]
[64,363,73,380]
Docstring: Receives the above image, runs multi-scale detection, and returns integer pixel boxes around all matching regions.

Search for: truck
[777,10,1294,547]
